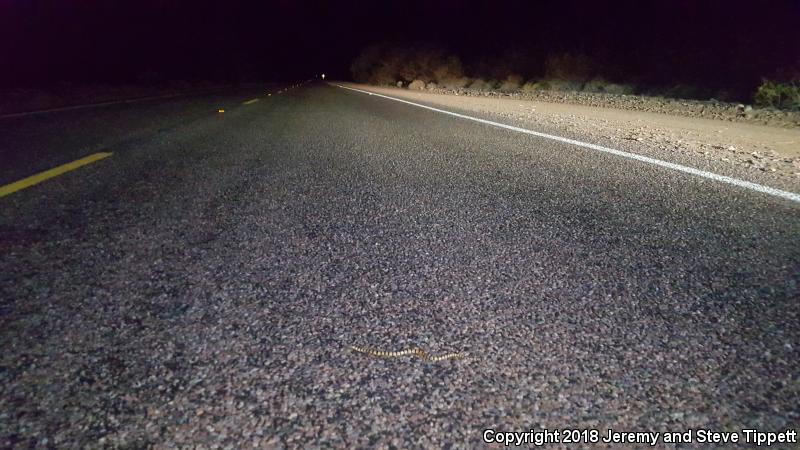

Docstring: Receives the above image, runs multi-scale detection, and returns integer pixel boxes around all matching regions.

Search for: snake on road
[349,345,472,362]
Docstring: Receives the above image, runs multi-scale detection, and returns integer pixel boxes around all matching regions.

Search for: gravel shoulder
[345,83,800,188]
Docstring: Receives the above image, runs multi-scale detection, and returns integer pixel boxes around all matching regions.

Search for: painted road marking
[0,152,113,198]
[335,84,800,204]
[243,98,260,105]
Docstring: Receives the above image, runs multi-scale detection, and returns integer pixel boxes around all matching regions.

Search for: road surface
[1,82,798,448]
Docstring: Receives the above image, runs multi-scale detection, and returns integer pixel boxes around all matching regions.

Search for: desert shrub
[350,43,405,85]
[522,79,585,92]
[470,47,537,83]
[549,79,584,91]
[401,48,466,84]
[521,80,545,92]
[408,79,426,90]
[754,79,800,110]
[499,74,523,91]
[468,78,496,91]
[583,78,635,94]
[371,66,401,85]
[351,43,467,86]
[536,79,581,91]
[426,82,438,90]
[439,77,470,89]
[544,53,593,81]
[432,56,465,83]
[582,78,609,93]
[399,48,436,82]
[603,83,636,95]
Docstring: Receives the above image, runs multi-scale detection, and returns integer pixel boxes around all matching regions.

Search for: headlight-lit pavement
[1,82,797,448]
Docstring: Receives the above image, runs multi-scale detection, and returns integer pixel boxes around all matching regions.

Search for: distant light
[321,73,326,80]
[218,108,225,113]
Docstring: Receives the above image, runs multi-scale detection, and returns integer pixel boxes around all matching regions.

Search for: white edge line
[334,83,800,204]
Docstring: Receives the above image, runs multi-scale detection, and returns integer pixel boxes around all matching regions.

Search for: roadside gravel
[419,85,800,129]
[349,84,800,187]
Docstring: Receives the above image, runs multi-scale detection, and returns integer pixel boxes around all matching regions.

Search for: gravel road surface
[1,82,798,448]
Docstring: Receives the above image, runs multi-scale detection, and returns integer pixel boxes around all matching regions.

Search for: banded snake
[349,346,472,362]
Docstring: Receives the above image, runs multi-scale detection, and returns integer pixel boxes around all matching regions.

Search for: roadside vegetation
[754,80,800,110]
[350,43,799,111]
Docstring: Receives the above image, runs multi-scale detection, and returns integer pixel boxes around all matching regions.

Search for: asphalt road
[1,82,798,448]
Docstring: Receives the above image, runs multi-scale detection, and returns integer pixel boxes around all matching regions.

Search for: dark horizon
[1,0,798,99]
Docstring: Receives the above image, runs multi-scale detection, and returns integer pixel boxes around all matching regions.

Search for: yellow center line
[0,152,113,198]
[243,98,260,105]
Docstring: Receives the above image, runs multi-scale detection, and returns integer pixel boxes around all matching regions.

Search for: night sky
[1,0,798,97]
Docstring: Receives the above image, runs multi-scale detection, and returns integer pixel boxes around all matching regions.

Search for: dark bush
[544,53,593,82]
[350,43,466,86]
[499,74,523,91]
[754,80,800,110]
